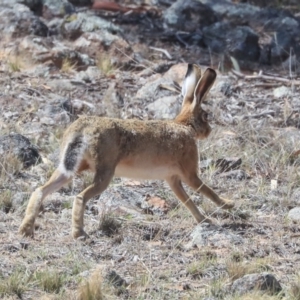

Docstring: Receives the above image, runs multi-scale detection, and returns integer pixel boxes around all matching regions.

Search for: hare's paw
[72,227,89,240]
[220,198,235,210]
[19,220,34,237]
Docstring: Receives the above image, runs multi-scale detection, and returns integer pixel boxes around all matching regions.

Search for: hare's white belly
[115,161,176,180]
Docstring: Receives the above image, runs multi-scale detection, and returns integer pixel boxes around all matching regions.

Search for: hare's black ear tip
[205,68,217,80]
[186,64,194,77]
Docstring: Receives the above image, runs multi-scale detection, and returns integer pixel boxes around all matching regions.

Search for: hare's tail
[59,134,88,176]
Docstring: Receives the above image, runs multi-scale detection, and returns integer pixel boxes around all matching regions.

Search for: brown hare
[19,64,234,239]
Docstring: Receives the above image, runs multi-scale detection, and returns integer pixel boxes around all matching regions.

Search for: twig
[231,69,291,83]
[242,110,275,119]
[149,46,172,60]
[159,83,180,93]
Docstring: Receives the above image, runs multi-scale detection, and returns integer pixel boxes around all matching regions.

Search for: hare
[19,64,234,239]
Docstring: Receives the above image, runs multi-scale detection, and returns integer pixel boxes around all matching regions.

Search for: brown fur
[19,64,234,239]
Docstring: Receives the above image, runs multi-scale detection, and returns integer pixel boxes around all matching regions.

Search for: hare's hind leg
[72,168,114,239]
[19,169,72,237]
[183,173,234,209]
[167,176,211,223]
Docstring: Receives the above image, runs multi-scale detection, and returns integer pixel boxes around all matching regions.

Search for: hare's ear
[193,68,216,107]
[182,64,202,105]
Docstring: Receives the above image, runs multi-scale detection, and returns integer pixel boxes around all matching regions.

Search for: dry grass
[0,269,26,299]
[61,58,77,73]
[77,269,103,300]
[98,212,122,237]
[35,270,65,294]
[0,190,12,213]
[96,54,115,75]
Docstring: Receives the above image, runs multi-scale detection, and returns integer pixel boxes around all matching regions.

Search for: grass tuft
[98,212,122,237]
[0,190,12,213]
[61,58,77,73]
[35,270,65,294]
[0,270,26,298]
[96,54,115,75]
[77,269,103,300]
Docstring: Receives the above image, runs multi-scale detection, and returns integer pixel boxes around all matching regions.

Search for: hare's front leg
[19,169,72,237]
[167,176,211,223]
[72,168,114,239]
[183,173,234,209]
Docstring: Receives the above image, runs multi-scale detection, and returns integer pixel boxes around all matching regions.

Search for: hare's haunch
[19,64,234,239]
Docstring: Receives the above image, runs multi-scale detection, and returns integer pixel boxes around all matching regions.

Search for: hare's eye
[201,111,208,122]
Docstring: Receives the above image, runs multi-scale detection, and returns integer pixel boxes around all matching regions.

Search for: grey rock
[51,48,95,70]
[38,104,71,125]
[0,5,49,38]
[11,192,30,208]
[163,0,217,31]
[288,207,300,222]
[68,0,92,6]
[0,133,41,168]
[186,224,243,249]
[230,273,282,295]
[203,22,260,62]
[75,66,101,82]
[199,0,259,25]
[135,77,177,102]
[270,30,297,64]
[61,98,96,116]
[1,0,43,12]
[146,96,180,120]
[101,186,145,210]
[273,86,292,98]
[47,79,75,91]
[218,170,250,180]
[42,0,75,19]
[62,12,120,40]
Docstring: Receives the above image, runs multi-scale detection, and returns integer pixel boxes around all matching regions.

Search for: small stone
[273,86,292,98]
[230,273,282,295]
[288,207,300,222]
[186,223,243,249]
[0,133,41,168]
[146,96,180,119]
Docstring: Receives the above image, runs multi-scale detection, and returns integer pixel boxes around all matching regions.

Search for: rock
[163,0,217,31]
[146,96,180,119]
[62,12,120,40]
[74,31,131,68]
[269,30,297,64]
[51,48,95,70]
[218,170,250,180]
[200,0,259,26]
[11,192,30,208]
[42,0,75,19]
[203,22,260,62]
[135,77,178,102]
[216,157,242,173]
[0,5,49,38]
[68,0,92,6]
[47,79,75,91]
[288,207,300,222]
[144,196,170,215]
[230,273,282,295]
[0,133,41,168]
[186,224,243,249]
[106,270,127,288]
[61,98,96,116]
[273,86,292,98]
[1,0,42,9]
[20,36,95,69]
[38,104,71,125]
